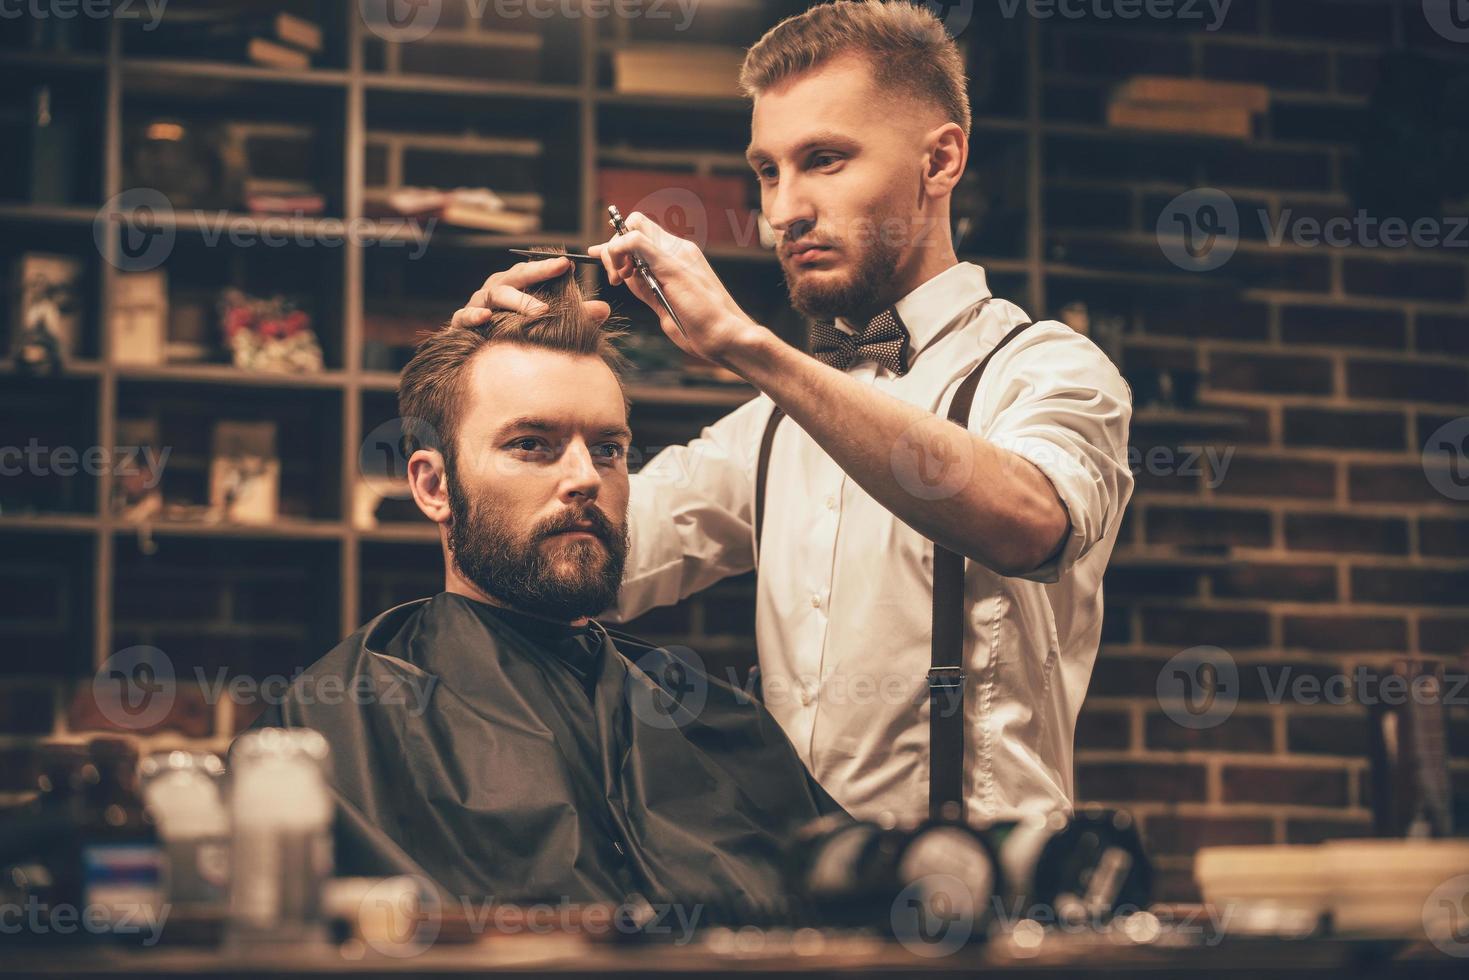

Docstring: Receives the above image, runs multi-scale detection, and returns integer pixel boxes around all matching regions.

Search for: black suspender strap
[754,320,1034,822]
[928,320,1033,822]
[754,404,785,563]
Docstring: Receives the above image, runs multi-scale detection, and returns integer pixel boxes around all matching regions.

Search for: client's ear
[407,449,451,524]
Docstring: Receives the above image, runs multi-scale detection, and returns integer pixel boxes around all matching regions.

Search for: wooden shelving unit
[3,4,1229,677]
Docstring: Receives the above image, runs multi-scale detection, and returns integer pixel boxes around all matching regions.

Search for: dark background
[1,0,1467,904]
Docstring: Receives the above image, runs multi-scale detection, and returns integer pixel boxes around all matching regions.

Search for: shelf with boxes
[0,2,1058,678]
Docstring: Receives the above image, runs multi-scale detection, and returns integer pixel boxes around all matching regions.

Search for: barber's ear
[922,121,967,197]
[407,449,452,524]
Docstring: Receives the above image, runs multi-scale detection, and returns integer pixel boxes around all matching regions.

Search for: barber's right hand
[450,257,612,329]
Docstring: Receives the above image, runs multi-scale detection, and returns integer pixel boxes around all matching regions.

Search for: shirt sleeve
[970,322,1134,584]
[601,394,774,623]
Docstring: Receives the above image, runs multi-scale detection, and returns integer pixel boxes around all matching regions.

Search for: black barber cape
[249,592,842,917]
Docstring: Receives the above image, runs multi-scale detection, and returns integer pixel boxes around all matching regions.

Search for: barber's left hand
[588,211,765,366]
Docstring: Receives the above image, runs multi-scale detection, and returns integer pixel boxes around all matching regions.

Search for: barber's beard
[781,220,906,324]
[446,469,628,621]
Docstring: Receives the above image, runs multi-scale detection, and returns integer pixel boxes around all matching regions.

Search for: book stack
[133,8,324,71]
[1107,76,1270,140]
[611,44,746,99]
[366,187,543,235]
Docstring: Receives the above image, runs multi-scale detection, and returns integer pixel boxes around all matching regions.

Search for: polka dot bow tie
[808,308,912,376]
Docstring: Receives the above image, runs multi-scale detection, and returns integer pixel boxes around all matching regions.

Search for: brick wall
[5,1,1469,908]
[1037,0,1469,902]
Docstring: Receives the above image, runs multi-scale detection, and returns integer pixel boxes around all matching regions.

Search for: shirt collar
[834,262,993,361]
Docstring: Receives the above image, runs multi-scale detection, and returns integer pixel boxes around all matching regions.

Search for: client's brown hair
[397,251,627,470]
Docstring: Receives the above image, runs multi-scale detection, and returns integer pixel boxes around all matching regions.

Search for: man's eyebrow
[745,131,858,166]
[600,425,633,442]
[495,417,631,442]
[495,417,561,438]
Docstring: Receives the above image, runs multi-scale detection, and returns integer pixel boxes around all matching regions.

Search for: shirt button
[824,495,836,510]
[809,593,822,608]
[799,687,815,707]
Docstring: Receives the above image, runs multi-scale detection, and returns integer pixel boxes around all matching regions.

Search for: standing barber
[451,1,1132,825]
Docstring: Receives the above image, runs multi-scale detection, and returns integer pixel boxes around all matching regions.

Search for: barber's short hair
[397,252,627,470]
[739,0,971,139]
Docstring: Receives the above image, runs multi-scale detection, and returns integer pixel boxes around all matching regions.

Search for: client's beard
[446,469,628,621]
[782,221,906,323]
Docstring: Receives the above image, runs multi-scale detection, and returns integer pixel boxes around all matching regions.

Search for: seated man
[248,262,838,917]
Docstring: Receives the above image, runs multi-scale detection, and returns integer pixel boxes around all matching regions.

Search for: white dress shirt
[610,262,1134,824]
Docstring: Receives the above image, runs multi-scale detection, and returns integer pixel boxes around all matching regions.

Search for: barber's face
[748,52,945,322]
[445,345,631,620]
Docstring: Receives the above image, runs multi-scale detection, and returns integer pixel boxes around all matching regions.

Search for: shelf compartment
[112,534,341,685]
[359,539,442,621]
[0,371,100,518]
[365,86,581,238]
[116,378,343,522]
[1,63,105,209]
[0,531,94,677]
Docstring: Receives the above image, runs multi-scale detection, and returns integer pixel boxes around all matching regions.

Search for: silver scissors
[606,204,689,343]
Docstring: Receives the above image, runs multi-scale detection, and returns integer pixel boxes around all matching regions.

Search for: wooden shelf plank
[0,50,106,71]
[0,202,102,225]
[115,364,349,390]
[363,73,580,101]
[0,359,103,379]
[0,513,101,535]
[359,523,438,543]
[119,57,351,88]
[112,518,346,541]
